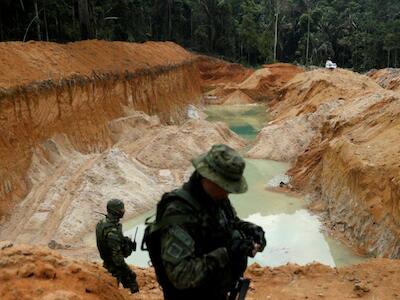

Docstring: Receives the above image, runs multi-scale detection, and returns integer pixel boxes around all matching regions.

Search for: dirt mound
[222,90,254,105]
[197,55,253,88]
[247,68,382,160]
[134,259,400,299]
[236,63,303,101]
[122,119,246,170]
[3,245,400,300]
[248,66,400,258]
[0,40,202,218]
[368,68,400,92]
[270,68,380,121]
[0,244,133,300]
[0,111,246,248]
[204,63,303,104]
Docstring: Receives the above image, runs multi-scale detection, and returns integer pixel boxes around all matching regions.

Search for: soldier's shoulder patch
[169,226,194,248]
[161,226,194,264]
[166,242,184,259]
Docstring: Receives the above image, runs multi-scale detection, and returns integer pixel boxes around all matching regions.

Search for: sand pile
[205,63,303,104]
[270,68,380,121]
[235,63,303,102]
[222,90,254,105]
[368,68,400,92]
[247,68,382,160]
[0,110,246,249]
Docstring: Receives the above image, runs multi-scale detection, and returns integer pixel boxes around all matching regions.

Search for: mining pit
[1,41,400,300]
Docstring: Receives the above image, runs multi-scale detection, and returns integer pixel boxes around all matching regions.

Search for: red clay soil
[197,55,253,91]
[201,61,303,104]
[3,245,400,300]
[234,63,304,102]
[0,40,193,89]
[0,40,201,219]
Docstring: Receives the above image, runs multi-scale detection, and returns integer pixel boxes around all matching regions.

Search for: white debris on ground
[267,174,291,188]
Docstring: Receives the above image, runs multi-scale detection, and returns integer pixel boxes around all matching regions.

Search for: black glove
[227,238,255,260]
[248,226,267,252]
[122,237,136,257]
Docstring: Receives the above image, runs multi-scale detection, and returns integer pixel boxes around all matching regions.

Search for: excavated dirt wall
[0,41,202,218]
[247,66,400,258]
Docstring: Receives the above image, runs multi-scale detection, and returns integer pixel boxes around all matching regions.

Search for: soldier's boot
[128,281,139,294]
[121,274,139,293]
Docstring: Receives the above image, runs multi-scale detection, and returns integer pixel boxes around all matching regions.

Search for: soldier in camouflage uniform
[96,199,139,293]
[154,144,267,300]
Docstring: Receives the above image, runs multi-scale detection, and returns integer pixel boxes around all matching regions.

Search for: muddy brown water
[124,104,366,267]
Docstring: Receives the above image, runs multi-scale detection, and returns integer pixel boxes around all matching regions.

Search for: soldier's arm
[160,201,229,290]
[106,229,126,266]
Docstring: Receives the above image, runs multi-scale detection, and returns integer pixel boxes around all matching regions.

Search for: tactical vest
[142,188,246,300]
[96,219,122,262]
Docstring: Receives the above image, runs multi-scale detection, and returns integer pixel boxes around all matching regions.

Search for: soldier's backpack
[141,188,201,295]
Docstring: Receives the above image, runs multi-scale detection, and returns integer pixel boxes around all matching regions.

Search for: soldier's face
[201,178,229,202]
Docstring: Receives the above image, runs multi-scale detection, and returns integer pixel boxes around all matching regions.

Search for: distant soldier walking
[143,144,266,300]
[96,199,139,293]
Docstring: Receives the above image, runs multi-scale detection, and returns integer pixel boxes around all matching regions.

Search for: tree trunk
[0,13,3,41]
[190,8,193,42]
[34,0,41,40]
[78,0,92,40]
[387,49,390,67]
[168,0,172,40]
[19,0,25,11]
[306,13,310,65]
[274,9,278,62]
[44,6,49,41]
[72,0,75,32]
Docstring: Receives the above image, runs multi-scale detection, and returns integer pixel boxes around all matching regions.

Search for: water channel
[124,104,365,267]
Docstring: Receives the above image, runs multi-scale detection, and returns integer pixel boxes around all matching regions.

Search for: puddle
[204,104,268,140]
[96,104,366,268]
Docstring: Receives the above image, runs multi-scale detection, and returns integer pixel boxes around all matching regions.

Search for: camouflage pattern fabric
[158,172,264,300]
[96,215,139,293]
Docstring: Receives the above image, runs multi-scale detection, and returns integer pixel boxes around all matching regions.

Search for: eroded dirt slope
[247,66,400,258]
[199,59,302,105]
[368,68,400,92]
[0,40,202,218]
[0,109,245,248]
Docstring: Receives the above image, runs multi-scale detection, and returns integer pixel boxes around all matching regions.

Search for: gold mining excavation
[1,41,400,300]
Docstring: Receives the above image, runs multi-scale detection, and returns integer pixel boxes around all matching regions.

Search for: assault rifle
[131,227,138,252]
[228,277,250,300]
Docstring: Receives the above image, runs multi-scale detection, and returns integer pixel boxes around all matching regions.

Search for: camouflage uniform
[96,199,139,293]
[157,145,266,300]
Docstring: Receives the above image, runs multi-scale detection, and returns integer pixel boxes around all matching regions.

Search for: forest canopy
[1,0,399,71]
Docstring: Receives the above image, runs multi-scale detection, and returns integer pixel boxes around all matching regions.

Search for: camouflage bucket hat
[191,144,248,194]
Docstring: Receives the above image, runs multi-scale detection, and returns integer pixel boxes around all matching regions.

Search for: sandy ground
[245,66,400,259]
[368,68,400,92]
[0,110,245,250]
